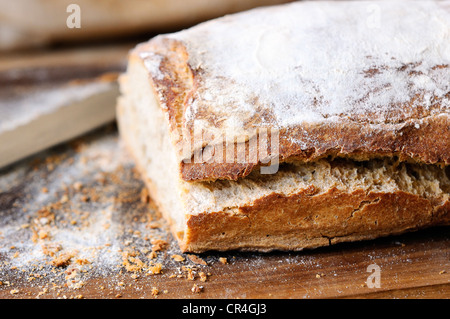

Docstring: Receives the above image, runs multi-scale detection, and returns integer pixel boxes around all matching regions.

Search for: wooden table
[0,125,449,299]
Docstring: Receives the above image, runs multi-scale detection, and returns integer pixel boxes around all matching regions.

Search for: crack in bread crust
[183,189,448,252]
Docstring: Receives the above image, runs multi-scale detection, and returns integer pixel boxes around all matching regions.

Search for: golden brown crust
[182,188,449,252]
[134,37,450,182]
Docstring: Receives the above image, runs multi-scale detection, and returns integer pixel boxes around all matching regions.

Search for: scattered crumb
[151,287,159,296]
[73,182,83,191]
[146,263,162,275]
[439,270,446,275]
[219,257,228,264]
[50,252,75,267]
[147,221,161,229]
[187,254,207,266]
[60,194,69,203]
[172,255,185,262]
[38,230,48,240]
[191,284,203,293]
[186,268,195,281]
[75,258,90,265]
[10,289,19,295]
[199,272,208,282]
[151,239,168,252]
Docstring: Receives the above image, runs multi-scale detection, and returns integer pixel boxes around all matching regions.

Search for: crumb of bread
[191,284,203,293]
[131,273,138,280]
[73,182,83,191]
[60,194,69,203]
[38,230,49,240]
[151,239,168,252]
[148,263,163,274]
[122,251,147,272]
[187,254,207,265]
[147,221,161,229]
[186,268,195,280]
[50,252,75,267]
[219,257,227,264]
[199,272,208,282]
[439,270,446,275]
[75,258,90,265]
[151,287,159,296]
[172,255,185,262]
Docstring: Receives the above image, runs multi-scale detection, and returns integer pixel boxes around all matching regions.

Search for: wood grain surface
[0,44,131,169]
[0,126,448,299]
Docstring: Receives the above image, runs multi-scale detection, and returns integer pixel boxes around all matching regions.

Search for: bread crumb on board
[191,284,203,293]
[10,289,20,295]
[187,254,207,266]
[172,255,185,262]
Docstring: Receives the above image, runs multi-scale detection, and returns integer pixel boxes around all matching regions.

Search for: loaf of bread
[117,1,450,252]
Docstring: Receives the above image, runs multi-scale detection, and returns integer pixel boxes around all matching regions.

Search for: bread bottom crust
[183,188,448,252]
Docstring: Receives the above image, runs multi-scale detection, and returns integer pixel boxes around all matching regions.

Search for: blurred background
[0,0,293,169]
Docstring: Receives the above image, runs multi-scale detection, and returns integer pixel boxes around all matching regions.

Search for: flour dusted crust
[134,0,450,182]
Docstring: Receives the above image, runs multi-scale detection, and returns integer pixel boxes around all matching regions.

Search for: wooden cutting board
[0,125,448,299]
[0,44,131,169]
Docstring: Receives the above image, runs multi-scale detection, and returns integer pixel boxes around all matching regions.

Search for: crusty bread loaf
[117,1,450,252]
